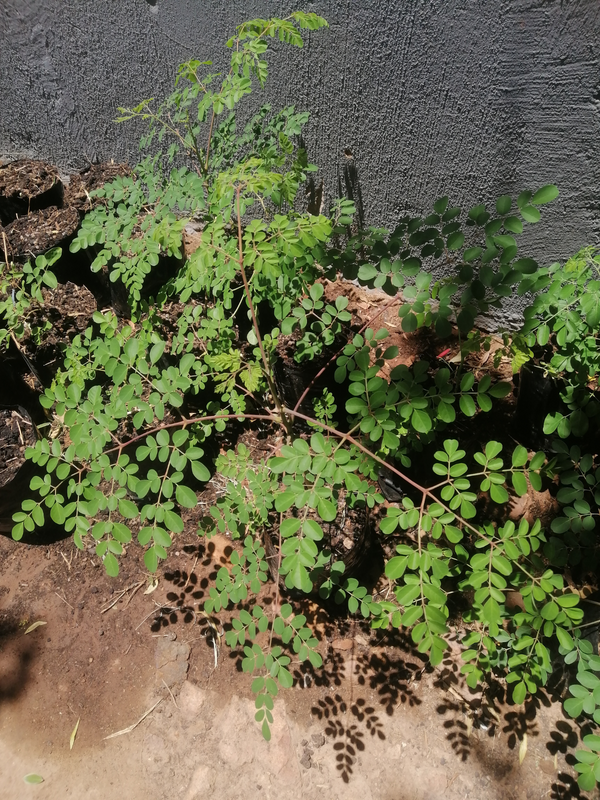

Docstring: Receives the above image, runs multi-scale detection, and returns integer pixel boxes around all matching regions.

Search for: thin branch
[204,108,216,173]
[292,292,400,415]
[235,185,292,436]
[100,398,495,548]
[103,698,162,739]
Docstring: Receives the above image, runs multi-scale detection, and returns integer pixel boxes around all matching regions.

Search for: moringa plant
[2,14,600,789]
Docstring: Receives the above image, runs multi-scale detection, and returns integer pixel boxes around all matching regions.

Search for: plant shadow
[308,626,425,783]
[0,616,36,708]
[148,540,234,650]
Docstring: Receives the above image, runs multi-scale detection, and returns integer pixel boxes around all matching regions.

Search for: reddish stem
[292,292,400,414]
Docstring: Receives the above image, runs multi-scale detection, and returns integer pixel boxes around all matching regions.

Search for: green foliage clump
[0,246,60,346]
[517,245,600,439]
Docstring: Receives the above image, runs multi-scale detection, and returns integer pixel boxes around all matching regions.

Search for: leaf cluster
[333,187,558,341]
[0,247,60,345]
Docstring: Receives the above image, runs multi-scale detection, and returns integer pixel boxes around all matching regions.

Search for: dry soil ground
[0,527,594,800]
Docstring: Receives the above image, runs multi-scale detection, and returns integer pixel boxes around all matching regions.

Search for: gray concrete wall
[1,0,600,268]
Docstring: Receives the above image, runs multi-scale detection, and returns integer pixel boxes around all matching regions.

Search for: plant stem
[292,291,399,415]
[235,185,292,436]
[204,109,216,174]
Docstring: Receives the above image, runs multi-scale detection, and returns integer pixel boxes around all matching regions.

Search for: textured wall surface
[1,0,600,272]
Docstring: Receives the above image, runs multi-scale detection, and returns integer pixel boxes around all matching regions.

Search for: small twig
[136,601,168,631]
[55,591,74,611]
[162,679,179,709]
[15,417,24,446]
[101,581,144,614]
[60,551,73,571]
[123,581,144,609]
[103,698,162,740]
[1,230,10,267]
[12,410,34,427]
[437,674,482,711]
[575,619,600,630]
[101,588,131,614]
[183,555,199,591]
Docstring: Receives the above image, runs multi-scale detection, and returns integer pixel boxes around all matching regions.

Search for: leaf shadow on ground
[144,548,589,795]
[549,772,584,799]
[433,645,590,797]
[147,539,277,659]
[147,540,233,646]
[433,652,541,763]
[304,624,426,784]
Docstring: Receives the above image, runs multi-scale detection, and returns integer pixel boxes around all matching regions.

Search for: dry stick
[135,602,164,631]
[100,587,131,614]
[54,591,74,611]
[123,581,144,609]
[60,551,72,571]
[100,581,144,614]
[103,698,162,740]
[183,554,199,591]
[162,679,179,709]
[1,230,9,270]
[11,407,32,425]
[14,416,24,446]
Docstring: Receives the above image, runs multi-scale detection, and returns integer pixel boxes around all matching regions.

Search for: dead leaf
[331,638,353,651]
[24,621,46,635]
[519,732,528,765]
[465,715,473,738]
[23,774,44,784]
[69,717,80,750]
[505,591,526,612]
